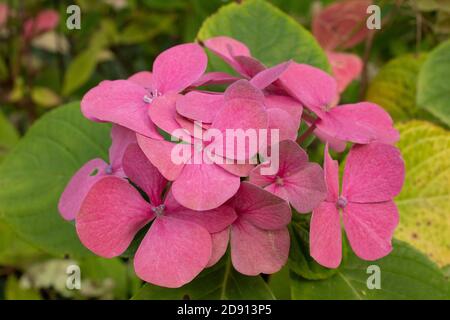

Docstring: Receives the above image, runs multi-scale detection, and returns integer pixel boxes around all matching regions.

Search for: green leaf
[132,254,275,300]
[0,102,111,258]
[291,240,450,299]
[288,218,338,280]
[5,276,42,300]
[0,111,19,163]
[62,47,101,96]
[268,265,291,299]
[197,0,329,72]
[417,0,450,12]
[417,40,450,127]
[31,86,61,108]
[394,120,450,266]
[366,54,434,122]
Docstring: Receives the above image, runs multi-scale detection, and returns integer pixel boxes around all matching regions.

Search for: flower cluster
[59,37,405,288]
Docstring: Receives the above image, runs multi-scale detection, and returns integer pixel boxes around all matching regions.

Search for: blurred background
[0,0,449,299]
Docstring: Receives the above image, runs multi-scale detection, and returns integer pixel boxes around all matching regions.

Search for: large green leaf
[0,111,19,163]
[291,240,450,299]
[366,54,434,122]
[132,254,275,300]
[417,40,450,127]
[0,102,111,258]
[197,0,329,72]
[395,121,450,266]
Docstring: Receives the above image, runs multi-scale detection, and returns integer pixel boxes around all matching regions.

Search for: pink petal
[265,94,303,124]
[313,127,347,153]
[233,56,266,78]
[324,144,340,202]
[250,60,292,90]
[267,108,298,142]
[58,158,108,221]
[207,228,230,267]
[310,201,342,268]
[23,9,59,39]
[81,80,161,139]
[0,4,9,27]
[122,144,167,206]
[343,143,405,203]
[204,36,251,76]
[279,63,338,118]
[343,201,399,261]
[164,191,237,233]
[109,125,137,174]
[263,183,290,203]
[231,220,289,275]
[327,51,363,93]
[230,182,291,230]
[76,177,152,258]
[137,134,188,181]
[152,43,207,94]
[176,91,225,123]
[133,215,212,288]
[224,79,265,103]
[312,0,372,50]
[128,71,153,88]
[171,160,240,211]
[283,162,327,213]
[174,113,207,140]
[191,72,239,87]
[148,93,192,142]
[215,161,255,177]
[316,102,400,145]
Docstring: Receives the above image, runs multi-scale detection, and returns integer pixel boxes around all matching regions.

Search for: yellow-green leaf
[31,86,61,108]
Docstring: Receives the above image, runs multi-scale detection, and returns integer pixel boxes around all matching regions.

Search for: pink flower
[58,125,136,221]
[137,80,268,211]
[23,9,60,40]
[76,143,236,288]
[207,182,292,275]
[81,43,208,139]
[0,3,9,27]
[249,140,327,213]
[326,51,363,94]
[310,143,405,268]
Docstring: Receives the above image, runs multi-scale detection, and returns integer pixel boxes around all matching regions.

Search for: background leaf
[417,39,450,127]
[291,240,450,299]
[0,102,111,258]
[395,120,450,266]
[0,110,19,163]
[197,0,330,72]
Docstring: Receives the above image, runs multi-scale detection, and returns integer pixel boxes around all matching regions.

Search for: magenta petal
[152,43,207,94]
[192,72,239,87]
[109,125,137,174]
[165,191,237,233]
[230,182,291,230]
[58,158,108,221]
[231,220,289,275]
[316,102,400,144]
[204,36,251,75]
[81,80,160,139]
[176,91,225,123]
[324,144,340,202]
[128,71,153,88]
[343,143,405,203]
[250,60,292,90]
[134,215,212,288]
[327,52,363,93]
[76,177,152,258]
[122,144,167,206]
[279,63,338,117]
[343,201,399,261]
[172,161,240,211]
[137,134,188,181]
[224,79,265,103]
[265,95,303,124]
[267,108,298,141]
[207,228,230,268]
[310,201,342,268]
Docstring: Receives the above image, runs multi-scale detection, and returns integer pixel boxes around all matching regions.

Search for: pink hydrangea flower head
[81,43,207,139]
[249,140,327,213]
[310,143,405,268]
[207,182,292,275]
[23,9,60,40]
[327,52,363,93]
[76,143,236,288]
[58,125,136,221]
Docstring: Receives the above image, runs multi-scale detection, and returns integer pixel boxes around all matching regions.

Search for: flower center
[275,176,284,186]
[152,204,165,217]
[104,165,113,175]
[143,89,162,104]
[336,196,348,209]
